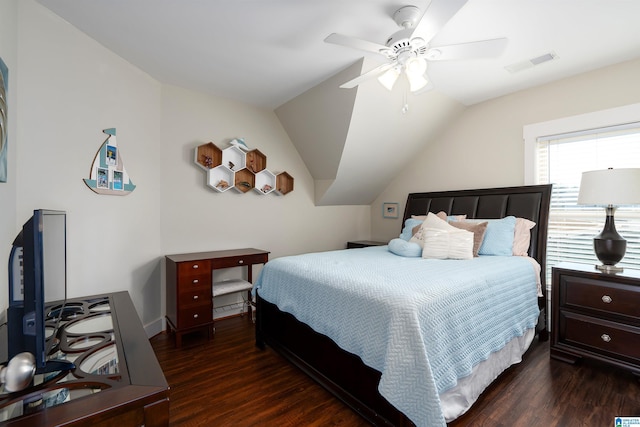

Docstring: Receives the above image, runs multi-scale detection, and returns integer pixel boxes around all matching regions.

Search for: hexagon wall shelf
[194,139,293,196]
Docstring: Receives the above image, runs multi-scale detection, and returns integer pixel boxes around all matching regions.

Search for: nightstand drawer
[561,311,640,361]
[561,276,640,320]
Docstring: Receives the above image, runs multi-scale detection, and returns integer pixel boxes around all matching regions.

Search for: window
[524,104,640,293]
[537,126,640,276]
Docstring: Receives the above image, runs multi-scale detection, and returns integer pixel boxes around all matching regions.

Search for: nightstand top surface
[554,262,640,281]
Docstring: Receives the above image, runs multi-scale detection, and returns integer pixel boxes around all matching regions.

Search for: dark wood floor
[151,316,640,426]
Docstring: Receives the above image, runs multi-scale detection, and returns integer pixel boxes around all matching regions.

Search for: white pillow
[409,212,457,248]
[513,218,536,256]
[421,228,474,260]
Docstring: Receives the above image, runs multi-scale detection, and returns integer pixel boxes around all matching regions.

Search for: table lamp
[577,167,640,273]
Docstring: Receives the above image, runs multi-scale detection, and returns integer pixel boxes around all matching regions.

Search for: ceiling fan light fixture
[377,67,401,91]
[407,73,429,92]
[405,57,428,92]
[406,57,427,75]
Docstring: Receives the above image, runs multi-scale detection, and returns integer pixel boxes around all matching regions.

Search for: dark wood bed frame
[256,184,552,426]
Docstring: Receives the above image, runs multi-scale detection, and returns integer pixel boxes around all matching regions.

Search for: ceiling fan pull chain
[402,88,409,114]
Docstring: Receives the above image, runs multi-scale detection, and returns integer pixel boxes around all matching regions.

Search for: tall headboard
[402,184,552,292]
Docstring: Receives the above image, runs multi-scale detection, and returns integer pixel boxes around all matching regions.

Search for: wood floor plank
[151,316,640,426]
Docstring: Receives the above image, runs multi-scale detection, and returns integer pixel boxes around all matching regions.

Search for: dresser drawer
[178,304,213,329]
[177,272,210,289]
[177,260,211,277]
[213,253,268,269]
[560,311,640,362]
[561,275,640,321]
[179,287,212,307]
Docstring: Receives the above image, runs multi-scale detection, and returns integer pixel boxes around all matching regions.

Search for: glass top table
[0,292,169,426]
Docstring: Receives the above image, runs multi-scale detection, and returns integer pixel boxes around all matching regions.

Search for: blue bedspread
[253,246,540,426]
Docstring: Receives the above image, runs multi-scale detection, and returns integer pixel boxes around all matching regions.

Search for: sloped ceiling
[277,59,465,205]
[34,0,640,205]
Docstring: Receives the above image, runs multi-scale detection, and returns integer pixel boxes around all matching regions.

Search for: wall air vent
[505,52,558,73]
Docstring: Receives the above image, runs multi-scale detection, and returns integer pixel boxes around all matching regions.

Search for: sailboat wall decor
[84,128,136,195]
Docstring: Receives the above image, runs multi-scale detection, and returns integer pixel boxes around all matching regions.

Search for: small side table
[551,262,640,375]
[346,240,386,249]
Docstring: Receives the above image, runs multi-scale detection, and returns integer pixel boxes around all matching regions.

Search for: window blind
[536,123,640,285]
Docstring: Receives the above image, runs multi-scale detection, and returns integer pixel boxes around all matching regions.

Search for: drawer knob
[601,333,611,343]
[193,314,199,319]
[193,295,199,300]
[601,295,612,304]
[192,279,199,284]
[238,260,244,264]
[192,264,199,269]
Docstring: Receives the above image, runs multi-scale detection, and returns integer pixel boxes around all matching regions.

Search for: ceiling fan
[325,0,507,93]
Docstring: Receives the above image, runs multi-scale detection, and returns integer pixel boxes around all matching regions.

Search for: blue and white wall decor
[84,128,136,195]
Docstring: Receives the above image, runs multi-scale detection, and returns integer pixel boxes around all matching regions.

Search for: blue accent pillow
[388,238,422,257]
[399,218,424,241]
[477,216,517,256]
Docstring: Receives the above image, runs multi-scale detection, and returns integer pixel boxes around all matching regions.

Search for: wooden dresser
[165,248,269,347]
[551,262,640,374]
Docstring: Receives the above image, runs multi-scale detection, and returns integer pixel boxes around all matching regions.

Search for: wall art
[194,137,293,195]
[84,128,136,195]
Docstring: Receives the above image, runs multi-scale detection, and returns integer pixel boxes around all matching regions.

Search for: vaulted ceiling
[36,0,640,204]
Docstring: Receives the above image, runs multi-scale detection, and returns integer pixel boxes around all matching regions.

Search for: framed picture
[106,144,117,166]
[96,167,109,189]
[383,202,399,219]
[112,170,124,191]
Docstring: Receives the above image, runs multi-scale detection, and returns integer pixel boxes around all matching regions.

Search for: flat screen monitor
[7,209,71,374]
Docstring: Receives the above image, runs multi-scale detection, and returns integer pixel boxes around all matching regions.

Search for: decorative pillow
[473,216,516,256]
[513,218,536,256]
[388,238,422,257]
[421,228,474,260]
[402,213,469,241]
[400,218,424,241]
[409,212,457,248]
[449,221,488,257]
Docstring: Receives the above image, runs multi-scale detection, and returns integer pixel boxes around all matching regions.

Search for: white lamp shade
[577,168,640,206]
[377,67,400,91]
[405,57,429,92]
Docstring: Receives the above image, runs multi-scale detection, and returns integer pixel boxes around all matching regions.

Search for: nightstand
[551,262,640,375]
[346,240,386,249]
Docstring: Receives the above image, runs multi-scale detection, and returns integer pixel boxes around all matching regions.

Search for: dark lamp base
[593,206,626,274]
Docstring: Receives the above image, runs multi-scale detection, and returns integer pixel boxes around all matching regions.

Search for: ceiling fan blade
[426,38,508,61]
[412,0,469,43]
[324,33,388,56]
[339,62,396,89]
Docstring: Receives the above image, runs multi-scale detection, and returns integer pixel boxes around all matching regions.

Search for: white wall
[15,0,163,328]
[159,85,370,320]
[0,0,18,313]
[371,58,640,242]
[159,84,371,258]
[1,0,370,334]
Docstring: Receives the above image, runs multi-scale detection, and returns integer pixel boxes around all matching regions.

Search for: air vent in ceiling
[505,52,558,73]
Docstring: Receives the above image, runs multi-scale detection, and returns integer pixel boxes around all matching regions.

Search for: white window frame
[524,102,640,185]
[523,103,640,329]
